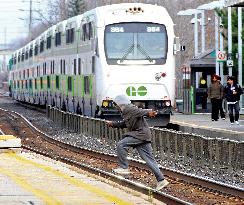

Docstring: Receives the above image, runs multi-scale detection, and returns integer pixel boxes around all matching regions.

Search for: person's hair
[227,76,235,81]
[212,74,220,81]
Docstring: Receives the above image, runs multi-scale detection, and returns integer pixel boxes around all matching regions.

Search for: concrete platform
[0,135,21,148]
[170,113,244,141]
[0,150,166,205]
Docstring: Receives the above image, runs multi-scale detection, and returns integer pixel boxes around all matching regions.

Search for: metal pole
[238,7,243,113]
[220,17,224,83]
[194,13,199,57]
[215,11,219,75]
[201,10,205,53]
[29,0,33,40]
[228,7,232,76]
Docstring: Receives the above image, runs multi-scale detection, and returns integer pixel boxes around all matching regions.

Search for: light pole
[177,9,202,57]
[197,0,225,80]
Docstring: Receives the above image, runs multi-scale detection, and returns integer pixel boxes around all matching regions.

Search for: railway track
[0,105,243,205]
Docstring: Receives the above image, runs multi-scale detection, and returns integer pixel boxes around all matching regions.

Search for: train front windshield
[104,23,168,65]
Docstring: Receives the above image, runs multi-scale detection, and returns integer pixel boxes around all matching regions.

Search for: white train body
[9,3,176,126]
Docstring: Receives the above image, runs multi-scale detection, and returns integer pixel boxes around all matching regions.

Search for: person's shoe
[231,122,234,125]
[235,121,239,125]
[211,119,215,121]
[222,118,226,120]
[156,179,169,190]
[113,168,130,175]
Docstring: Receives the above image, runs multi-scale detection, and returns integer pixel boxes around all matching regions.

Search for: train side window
[60,59,63,74]
[63,60,66,74]
[29,79,32,89]
[29,48,33,57]
[56,75,59,89]
[74,59,76,75]
[47,76,50,89]
[82,24,86,41]
[35,79,37,89]
[40,40,44,53]
[78,58,81,75]
[22,81,24,89]
[55,32,61,46]
[21,53,24,61]
[46,36,52,49]
[68,76,72,92]
[25,80,28,89]
[34,45,38,56]
[84,76,90,94]
[40,77,43,89]
[18,54,21,62]
[25,51,28,60]
[17,81,20,89]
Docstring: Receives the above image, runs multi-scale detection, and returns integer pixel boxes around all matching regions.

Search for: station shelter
[182,49,216,114]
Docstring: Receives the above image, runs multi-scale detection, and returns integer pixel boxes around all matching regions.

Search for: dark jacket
[224,83,243,102]
[112,104,152,141]
[208,81,224,99]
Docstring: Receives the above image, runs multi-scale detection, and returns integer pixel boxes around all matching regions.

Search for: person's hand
[148,111,157,118]
[106,121,113,127]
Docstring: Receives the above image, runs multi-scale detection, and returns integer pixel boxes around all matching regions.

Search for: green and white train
[9,3,177,126]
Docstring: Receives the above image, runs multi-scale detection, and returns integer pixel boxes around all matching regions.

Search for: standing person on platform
[106,95,169,190]
[224,76,243,125]
[208,74,224,121]
[217,76,226,120]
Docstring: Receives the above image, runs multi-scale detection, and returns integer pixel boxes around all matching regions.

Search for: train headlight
[102,100,109,107]
[165,101,171,106]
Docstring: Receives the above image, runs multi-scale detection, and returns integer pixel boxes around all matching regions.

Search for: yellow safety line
[0,135,17,140]
[0,166,62,205]
[6,151,133,205]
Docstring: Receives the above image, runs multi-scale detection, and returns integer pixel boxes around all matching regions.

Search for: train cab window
[84,76,90,94]
[55,32,61,46]
[40,40,44,53]
[34,45,39,56]
[68,76,72,91]
[74,59,77,75]
[46,36,52,49]
[56,75,60,89]
[47,76,50,89]
[78,58,81,75]
[104,23,168,65]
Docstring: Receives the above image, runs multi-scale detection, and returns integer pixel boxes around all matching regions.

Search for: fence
[47,106,243,173]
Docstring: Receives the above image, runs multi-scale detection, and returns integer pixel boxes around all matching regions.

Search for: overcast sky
[0,0,49,47]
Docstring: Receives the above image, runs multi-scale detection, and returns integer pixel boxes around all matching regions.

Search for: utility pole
[3,27,7,72]
[29,0,33,40]
[228,7,232,76]
[238,7,243,113]
[215,12,219,76]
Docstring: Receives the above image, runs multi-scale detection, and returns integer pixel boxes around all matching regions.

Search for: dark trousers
[228,102,240,123]
[211,98,221,120]
[219,99,225,118]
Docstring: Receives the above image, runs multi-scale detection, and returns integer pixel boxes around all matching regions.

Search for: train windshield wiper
[120,44,135,62]
[136,44,153,62]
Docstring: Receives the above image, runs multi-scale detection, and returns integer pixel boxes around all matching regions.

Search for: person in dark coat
[106,95,169,190]
[207,74,225,121]
[217,76,226,120]
[224,76,243,125]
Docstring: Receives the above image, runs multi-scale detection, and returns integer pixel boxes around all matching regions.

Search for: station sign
[216,51,227,62]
